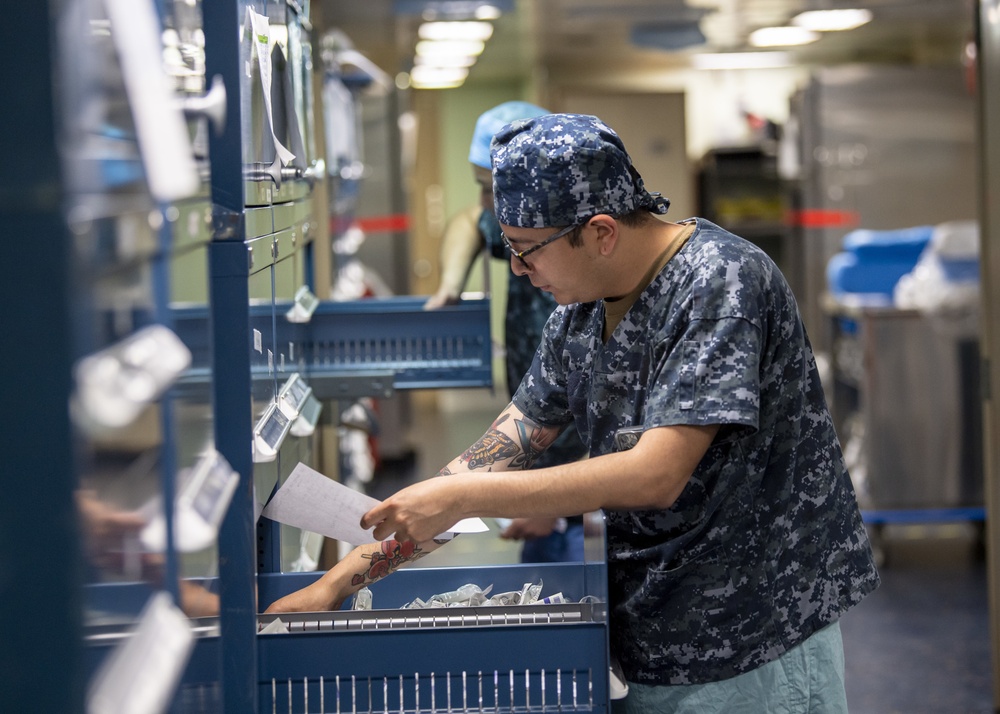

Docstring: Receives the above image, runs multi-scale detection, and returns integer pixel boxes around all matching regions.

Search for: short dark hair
[566,209,653,247]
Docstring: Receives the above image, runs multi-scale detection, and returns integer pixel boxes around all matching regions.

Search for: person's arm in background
[500,516,564,540]
[424,203,485,309]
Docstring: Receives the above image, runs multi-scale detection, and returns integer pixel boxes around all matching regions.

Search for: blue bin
[827,225,934,298]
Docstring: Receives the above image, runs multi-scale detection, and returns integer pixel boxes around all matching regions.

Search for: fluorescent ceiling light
[410,65,469,88]
[475,5,502,20]
[414,53,477,68]
[419,21,494,42]
[693,51,793,70]
[792,9,873,32]
[749,26,819,47]
[415,39,486,57]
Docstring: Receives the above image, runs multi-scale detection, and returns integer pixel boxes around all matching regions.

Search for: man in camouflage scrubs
[267,113,879,712]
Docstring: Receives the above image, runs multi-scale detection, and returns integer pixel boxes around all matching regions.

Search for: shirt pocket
[625,549,739,661]
[677,340,699,410]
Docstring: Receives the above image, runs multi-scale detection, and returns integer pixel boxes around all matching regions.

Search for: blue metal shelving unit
[2,5,83,711]
[10,0,611,710]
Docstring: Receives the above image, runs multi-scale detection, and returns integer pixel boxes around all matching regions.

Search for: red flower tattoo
[351,539,424,586]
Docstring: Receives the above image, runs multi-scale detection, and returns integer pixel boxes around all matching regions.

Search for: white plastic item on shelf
[894,219,980,315]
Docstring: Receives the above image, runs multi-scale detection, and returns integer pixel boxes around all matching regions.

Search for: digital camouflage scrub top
[512,218,880,685]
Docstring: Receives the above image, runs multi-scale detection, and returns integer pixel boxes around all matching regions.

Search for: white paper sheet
[261,463,489,545]
[246,7,296,167]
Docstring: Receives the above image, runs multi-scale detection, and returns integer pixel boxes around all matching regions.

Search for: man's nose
[510,254,529,276]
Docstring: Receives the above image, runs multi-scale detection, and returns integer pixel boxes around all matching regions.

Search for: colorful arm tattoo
[350,539,440,587]
[458,410,560,471]
[462,429,519,469]
[512,417,559,468]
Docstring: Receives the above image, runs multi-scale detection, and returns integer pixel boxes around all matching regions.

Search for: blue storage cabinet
[11,0,230,708]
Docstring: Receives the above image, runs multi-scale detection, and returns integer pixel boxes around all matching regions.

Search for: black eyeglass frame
[500,223,578,268]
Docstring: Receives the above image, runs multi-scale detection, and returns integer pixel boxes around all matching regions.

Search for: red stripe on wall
[785,209,861,229]
[329,214,411,236]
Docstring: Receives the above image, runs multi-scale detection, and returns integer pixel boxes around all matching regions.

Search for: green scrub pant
[612,622,848,714]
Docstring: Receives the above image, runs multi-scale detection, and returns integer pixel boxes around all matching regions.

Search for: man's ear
[589,214,619,256]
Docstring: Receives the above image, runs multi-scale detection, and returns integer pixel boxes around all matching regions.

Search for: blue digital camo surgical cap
[468,101,549,170]
[490,113,671,229]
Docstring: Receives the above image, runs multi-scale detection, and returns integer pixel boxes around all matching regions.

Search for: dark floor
[840,526,993,714]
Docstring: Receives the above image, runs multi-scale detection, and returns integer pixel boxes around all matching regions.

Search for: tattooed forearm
[458,411,559,473]
[351,539,430,587]
[510,417,559,469]
[461,430,519,469]
[459,410,561,471]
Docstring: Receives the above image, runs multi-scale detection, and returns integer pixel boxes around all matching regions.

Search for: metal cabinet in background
[790,65,978,353]
[826,302,983,520]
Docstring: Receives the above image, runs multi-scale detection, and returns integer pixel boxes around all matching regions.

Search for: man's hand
[361,474,472,543]
[180,580,220,617]
[76,490,150,573]
[423,291,461,310]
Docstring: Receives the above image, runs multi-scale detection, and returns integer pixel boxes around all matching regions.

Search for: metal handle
[181,74,227,134]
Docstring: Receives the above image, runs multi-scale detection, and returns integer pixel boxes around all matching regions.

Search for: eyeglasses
[500,224,577,268]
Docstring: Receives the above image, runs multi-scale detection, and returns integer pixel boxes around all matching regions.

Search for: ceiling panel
[320,0,974,84]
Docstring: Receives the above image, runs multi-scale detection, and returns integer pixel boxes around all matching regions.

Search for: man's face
[473,165,494,214]
[499,221,603,306]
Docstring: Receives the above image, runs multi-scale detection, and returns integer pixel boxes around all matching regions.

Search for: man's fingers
[360,504,385,530]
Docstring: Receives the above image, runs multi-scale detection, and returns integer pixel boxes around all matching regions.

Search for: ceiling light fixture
[415,1,505,22]
[415,39,486,58]
[791,9,873,32]
[692,51,793,70]
[410,65,469,89]
[413,53,477,68]
[749,26,819,47]
[419,20,494,42]
[475,4,502,20]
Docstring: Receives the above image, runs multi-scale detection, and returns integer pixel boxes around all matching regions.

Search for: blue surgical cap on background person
[468,101,549,170]
[490,113,670,229]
